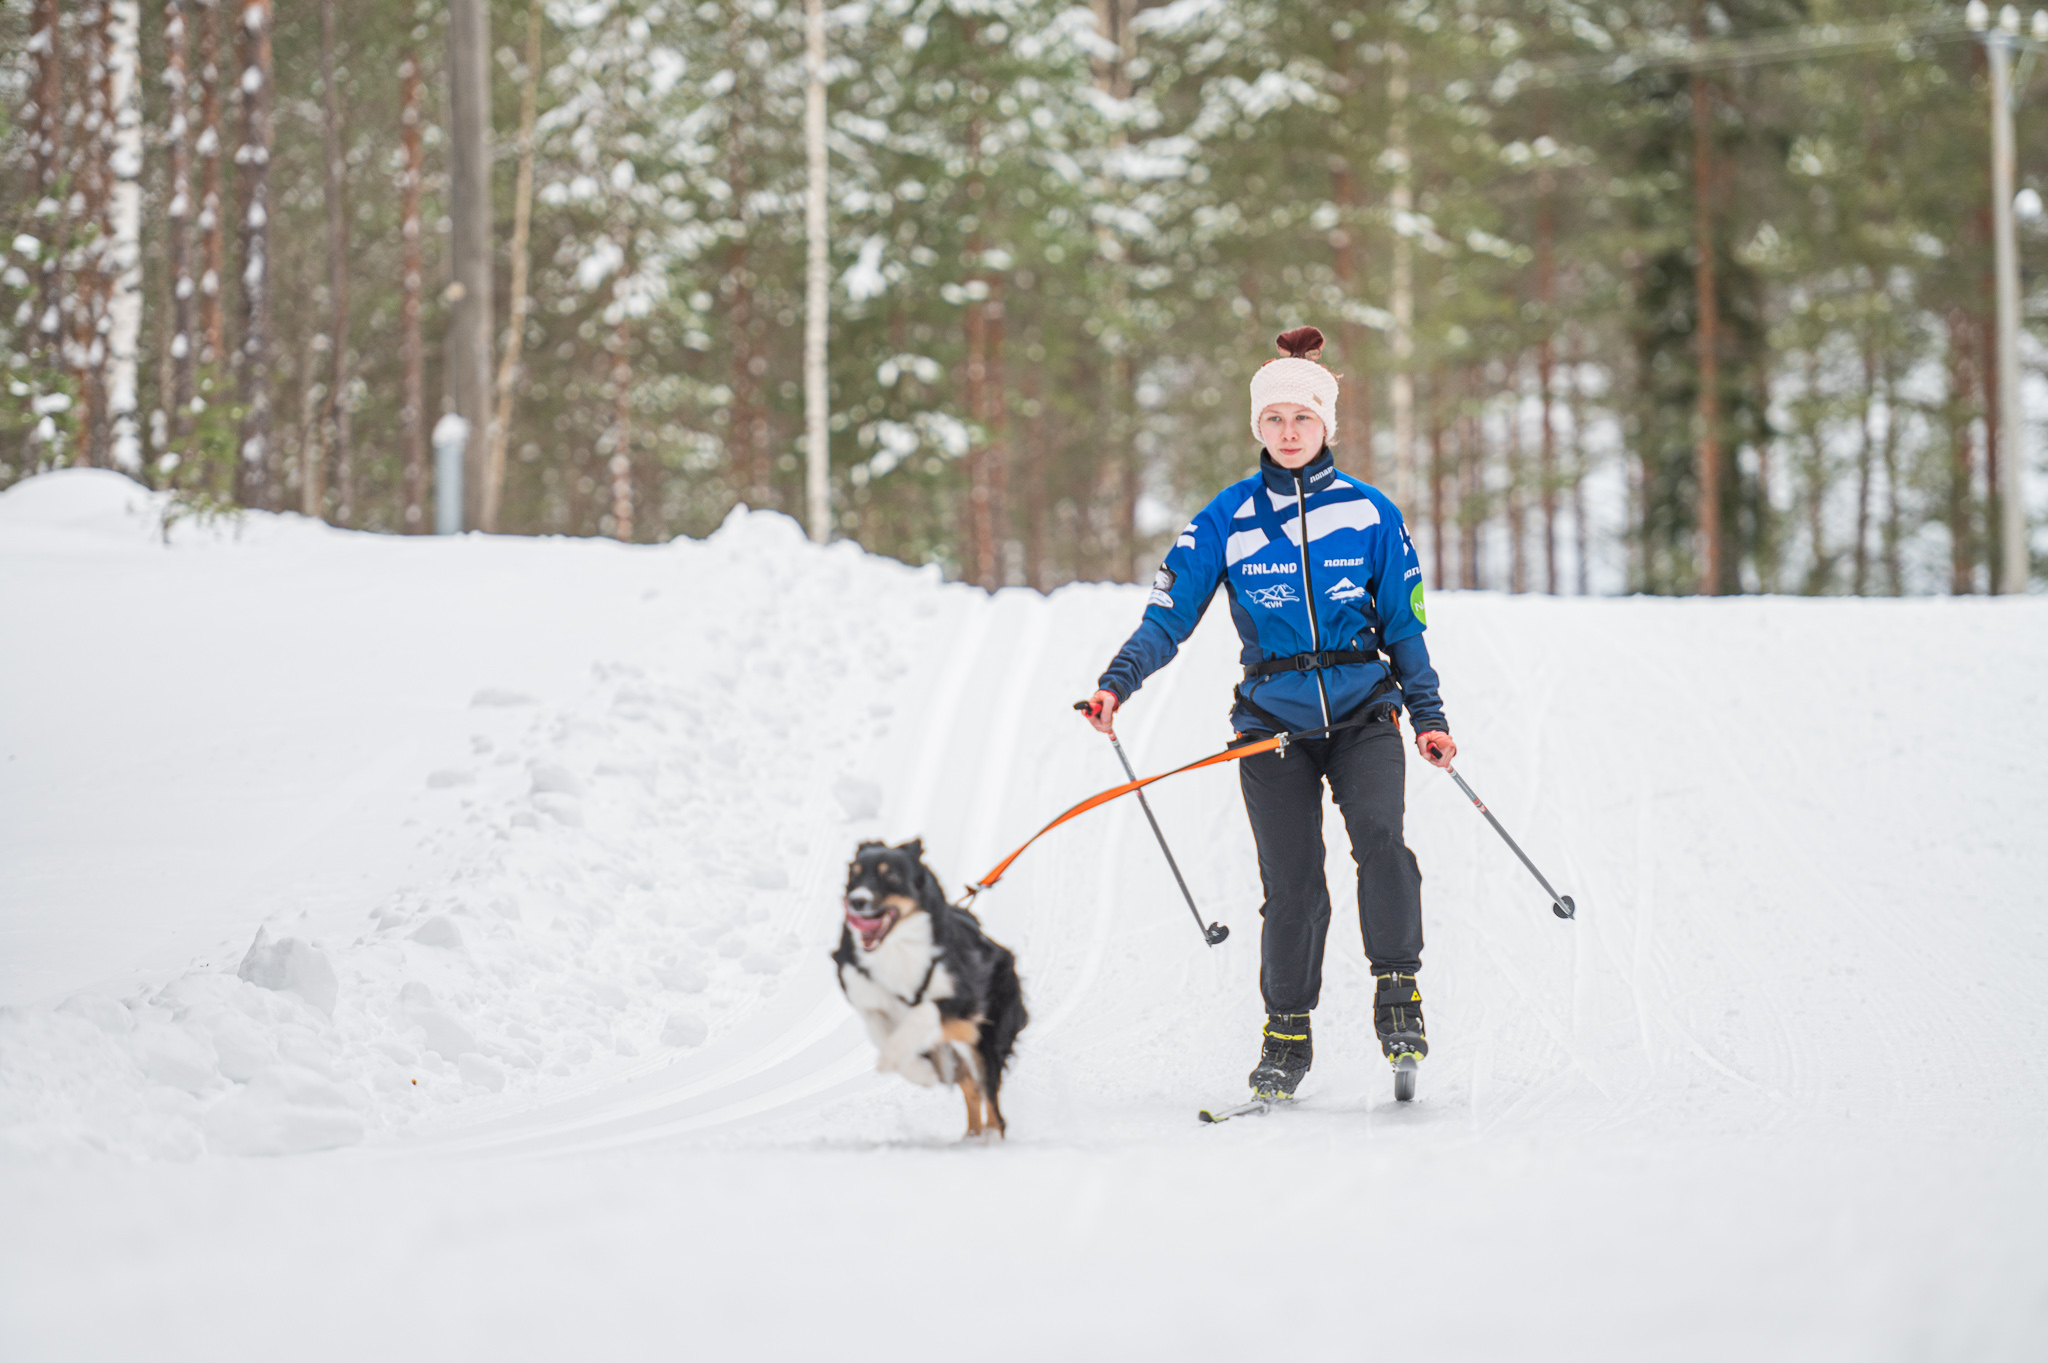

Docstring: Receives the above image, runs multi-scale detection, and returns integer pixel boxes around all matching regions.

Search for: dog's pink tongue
[848,910,885,948]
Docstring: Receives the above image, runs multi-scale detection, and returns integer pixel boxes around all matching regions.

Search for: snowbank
[0,469,958,1157]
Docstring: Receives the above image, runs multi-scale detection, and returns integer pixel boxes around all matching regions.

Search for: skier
[1080,326,1454,1103]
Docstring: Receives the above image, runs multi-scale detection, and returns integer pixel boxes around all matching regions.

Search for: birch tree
[106,0,143,475]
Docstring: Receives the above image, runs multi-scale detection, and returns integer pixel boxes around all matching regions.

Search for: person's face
[1259,403,1326,469]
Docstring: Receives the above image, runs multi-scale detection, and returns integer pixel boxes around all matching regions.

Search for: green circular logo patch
[1410,582,1426,624]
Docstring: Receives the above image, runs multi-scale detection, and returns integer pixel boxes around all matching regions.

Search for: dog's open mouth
[846,902,899,952]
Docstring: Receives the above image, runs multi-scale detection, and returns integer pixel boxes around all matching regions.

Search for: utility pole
[446,0,493,531]
[1973,3,2037,592]
[1092,0,1139,581]
[804,0,829,543]
[486,0,543,534]
[1387,42,1415,506]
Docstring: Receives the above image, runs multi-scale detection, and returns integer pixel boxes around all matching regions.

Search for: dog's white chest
[839,912,952,1022]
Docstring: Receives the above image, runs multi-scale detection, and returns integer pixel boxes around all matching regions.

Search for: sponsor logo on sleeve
[1149,564,1177,609]
[1322,557,1364,568]
[1324,576,1367,602]
[1410,581,1427,625]
[1249,583,1300,609]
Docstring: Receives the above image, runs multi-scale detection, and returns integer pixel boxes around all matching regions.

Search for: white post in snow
[432,413,467,535]
[107,0,145,474]
[803,0,830,544]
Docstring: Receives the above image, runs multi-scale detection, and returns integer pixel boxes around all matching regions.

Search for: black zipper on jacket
[1290,470,1332,726]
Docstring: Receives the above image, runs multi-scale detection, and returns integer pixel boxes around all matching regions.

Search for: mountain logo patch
[1325,576,1366,602]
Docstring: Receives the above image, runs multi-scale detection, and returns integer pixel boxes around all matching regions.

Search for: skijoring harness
[1242,647,1382,677]
[1233,646,1393,742]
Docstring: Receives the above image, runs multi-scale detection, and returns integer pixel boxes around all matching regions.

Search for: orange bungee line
[966,731,1289,894]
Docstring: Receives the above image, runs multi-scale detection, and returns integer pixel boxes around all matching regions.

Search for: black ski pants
[1236,717,1423,1015]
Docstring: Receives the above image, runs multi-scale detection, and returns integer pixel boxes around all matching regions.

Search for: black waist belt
[1244,648,1381,680]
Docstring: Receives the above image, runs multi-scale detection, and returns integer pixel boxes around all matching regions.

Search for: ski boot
[1248,1011,1312,1101]
[1374,972,1428,1102]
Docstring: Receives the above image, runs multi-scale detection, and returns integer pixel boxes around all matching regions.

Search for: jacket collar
[1258,447,1338,498]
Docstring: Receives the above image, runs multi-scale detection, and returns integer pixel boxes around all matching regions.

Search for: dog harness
[841,953,940,1009]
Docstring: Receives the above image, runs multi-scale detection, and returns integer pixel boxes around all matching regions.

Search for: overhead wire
[1494,13,1982,95]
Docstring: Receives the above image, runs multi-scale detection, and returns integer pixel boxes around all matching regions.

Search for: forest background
[4,0,2045,598]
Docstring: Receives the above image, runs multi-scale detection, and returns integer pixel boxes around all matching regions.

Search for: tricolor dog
[834,839,1026,1139]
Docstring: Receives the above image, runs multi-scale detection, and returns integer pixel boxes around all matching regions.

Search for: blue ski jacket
[1097,449,1448,738]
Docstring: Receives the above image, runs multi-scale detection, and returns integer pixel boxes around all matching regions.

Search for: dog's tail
[980,945,1027,1096]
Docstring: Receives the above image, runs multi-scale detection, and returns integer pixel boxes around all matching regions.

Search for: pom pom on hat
[1250,326,1340,446]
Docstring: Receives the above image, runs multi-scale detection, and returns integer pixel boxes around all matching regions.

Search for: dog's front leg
[876,1001,944,1086]
[855,1008,894,1055]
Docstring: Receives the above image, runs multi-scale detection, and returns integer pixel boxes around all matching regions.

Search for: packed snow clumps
[0,473,948,1159]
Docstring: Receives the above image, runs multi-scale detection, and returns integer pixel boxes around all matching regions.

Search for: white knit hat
[1248,327,1339,446]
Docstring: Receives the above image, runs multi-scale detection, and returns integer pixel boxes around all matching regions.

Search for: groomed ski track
[3,472,2045,1360]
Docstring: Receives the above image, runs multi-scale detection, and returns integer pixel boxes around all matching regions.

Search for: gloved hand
[1080,689,1120,735]
[1415,730,1456,769]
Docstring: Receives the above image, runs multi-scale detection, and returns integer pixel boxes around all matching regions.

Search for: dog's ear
[895,837,924,861]
[855,840,886,855]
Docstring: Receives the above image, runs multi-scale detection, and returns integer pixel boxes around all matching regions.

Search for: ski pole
[1437,761,1577,921]
[1074,701,1230,946]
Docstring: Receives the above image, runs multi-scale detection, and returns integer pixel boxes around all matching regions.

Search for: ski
[1198,1095,1292,1123]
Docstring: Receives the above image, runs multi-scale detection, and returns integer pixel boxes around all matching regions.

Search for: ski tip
[1196,1088,1277,1121]
[1198,1096,1274,1124]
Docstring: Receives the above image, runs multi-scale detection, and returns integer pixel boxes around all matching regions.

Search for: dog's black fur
[833,838,1027,1138]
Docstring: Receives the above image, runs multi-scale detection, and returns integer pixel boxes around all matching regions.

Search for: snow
[3,467,2046,1358]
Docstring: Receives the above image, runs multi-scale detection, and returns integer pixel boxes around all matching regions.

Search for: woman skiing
[1080,326,1455,1103]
